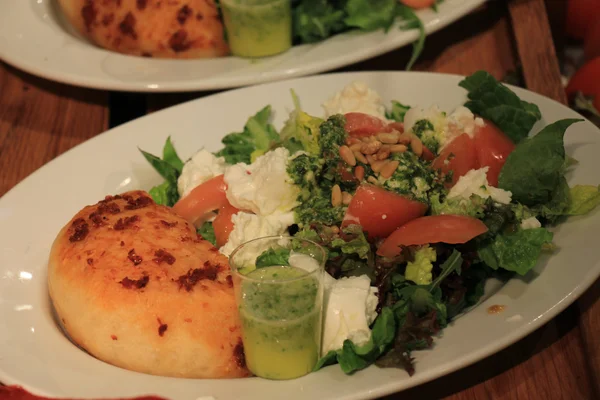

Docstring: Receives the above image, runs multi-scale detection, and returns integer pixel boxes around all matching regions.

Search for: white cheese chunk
[321,275,379,356]
[177,149,228,198]
[448,167,512,205]
[224,147,299,216]
[520,216,542,230]
[322,81,387,120]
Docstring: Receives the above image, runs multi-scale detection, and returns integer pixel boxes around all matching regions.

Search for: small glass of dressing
[219,0,293,58]
[229,236,326,380]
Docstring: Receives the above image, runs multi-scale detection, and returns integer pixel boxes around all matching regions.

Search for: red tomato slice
[344,112,392,137]
[432,133,478,187]
[387,122,405,133]
[399,0,436,9]
[172,175,229,225]
[566,56,600,98]
[473,120,515,187]
[212,202,239,248]
[342,184,428,239]
[566,0,600,40]
[377,215,488,258]
[421,146,436,161]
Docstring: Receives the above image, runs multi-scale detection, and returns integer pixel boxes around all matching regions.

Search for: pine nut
[371,159,387,173]
[366,154,376,164]
[398,133,413,144]
[354,151,368,164]
[331,185,342,207]
[378,133,399,144]
[367,176,379,184]
[411,138,423,157]
[360,140,382,155]
[390,144,408,153]
[339,145,357,166]
[354,165,365,181]
[342,191,353,205]
[349,143,362,152]
[331,225,340,234]
[346,137,361,146]
[375,145,391,160]
[380,160,400,179]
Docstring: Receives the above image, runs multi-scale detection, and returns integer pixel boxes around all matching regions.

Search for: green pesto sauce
[239,266,321,379]
[220,0,292,58]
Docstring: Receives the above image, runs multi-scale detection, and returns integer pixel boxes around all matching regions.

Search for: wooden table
[0,0,598,399]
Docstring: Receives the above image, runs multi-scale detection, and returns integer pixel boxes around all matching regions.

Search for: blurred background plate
[0,0,485,92]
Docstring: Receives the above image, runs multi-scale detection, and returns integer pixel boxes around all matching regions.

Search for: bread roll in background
[55,0,229,58]
[48,190,249,379]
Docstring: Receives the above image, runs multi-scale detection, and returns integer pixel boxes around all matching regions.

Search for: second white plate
[0,0,484,92]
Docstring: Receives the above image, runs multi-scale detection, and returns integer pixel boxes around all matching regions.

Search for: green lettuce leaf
[255,248,291,268]
[386,100,411,122]
[197,222,217,246]
[498,119,583,206]
[477,228,554,275]
[344,0,397,32]
[404,245,436,285]
[566,185,600,215]
[148,181,179,207]
[280,90,324,155]
[215,106,279,164]
[430,192,486,218]
[139,137,185,206]
[162,137,184,172]
[459,71,542,143]
[330,225,371,260]
[293,0,347,44]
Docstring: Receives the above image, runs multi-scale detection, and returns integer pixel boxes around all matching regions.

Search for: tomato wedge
[344,112,392,137]
[566,56,600,99]
[377,215,488,258]
[399,0,436,9]
[172,175,229,225]
[212,202,239,248]
[342,184,427,239]
[432,133,478,187]
[473,120,515,187]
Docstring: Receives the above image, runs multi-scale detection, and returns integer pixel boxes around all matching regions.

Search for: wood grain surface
[0,0,598,399]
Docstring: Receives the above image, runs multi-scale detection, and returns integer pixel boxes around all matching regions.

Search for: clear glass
[220,0,292,58]
[229,236,326,380]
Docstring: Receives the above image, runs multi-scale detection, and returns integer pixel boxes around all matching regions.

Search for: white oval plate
[0,0,484,92]
[1,71,599,400]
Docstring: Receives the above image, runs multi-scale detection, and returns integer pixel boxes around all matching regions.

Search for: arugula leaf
[459,71,542,143]
[215,106,279,164]
[345,0,397,32]
[430,249,462,290]
[140,149,179,183]
[197,222,217,246]
[386,100,411,122]
[498,119,583,206]
[255,248,291,268]
[566,185,600,215]
[293,0,347,43]
[477,228,554,275]
[162,137,184,172]
[397,5,425,71]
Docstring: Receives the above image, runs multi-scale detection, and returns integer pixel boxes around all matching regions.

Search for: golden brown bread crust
[48,190,249,379]
[56,0,229,59]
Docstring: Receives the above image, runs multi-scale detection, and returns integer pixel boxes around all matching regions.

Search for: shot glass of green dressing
[229,236,326,380]
[219,0,292,58]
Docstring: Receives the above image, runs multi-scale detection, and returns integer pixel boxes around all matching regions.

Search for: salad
[140,71,600,376]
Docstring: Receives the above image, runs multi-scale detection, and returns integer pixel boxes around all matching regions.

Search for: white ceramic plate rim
[0,71,599,400]
[0,0,484,92]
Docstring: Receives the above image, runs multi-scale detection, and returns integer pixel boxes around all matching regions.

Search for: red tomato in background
[399,0,436,9]
[344,113,392,137]
[342,184,427,239]
[566,0,600,40]
[212,202,239,248]
[473,120,515,187]
[172,175,229,225]
[565,56,600,113]
[432,133,478,187]
[377,215,488,258]
[584,19,600,61]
